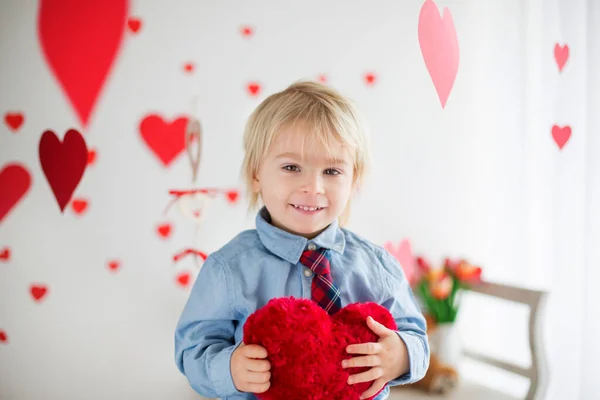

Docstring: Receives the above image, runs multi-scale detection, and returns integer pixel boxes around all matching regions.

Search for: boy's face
[253,123,355,238]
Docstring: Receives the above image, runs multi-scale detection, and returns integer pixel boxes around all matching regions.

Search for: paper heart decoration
[177,192,212,222]
[418,0,460,108]
[364,73,377,86]
[107,260,121,272]
[157,223,172,239]
[176,272,190,287]
[552,125,571,150]
[243,297,397,400]
[240,26,254,37]
[127,17,142,33]
[139,114,189,166]
[0,330,7,343]
[0,163,32,223]
[39,129,88,212]
[0,247,10,262]
[38,0,127,128]
[30,285,48,302]
[554,43,569,72]
[247,82,261,96]
[4,112,24,132]
[87,148,97,165]
[384,239,417,285]
[70,198,89,215]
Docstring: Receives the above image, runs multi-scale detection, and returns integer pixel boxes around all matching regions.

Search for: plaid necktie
[300,247,342,315]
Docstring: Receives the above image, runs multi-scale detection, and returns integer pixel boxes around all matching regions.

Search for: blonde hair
[241,80,371,226]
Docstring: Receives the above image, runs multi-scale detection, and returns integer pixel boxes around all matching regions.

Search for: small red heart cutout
[554,43,569,72]
[240,26,254,37]
[552,125,571,150]
[183,62,195,73]
[0,163,32,223]
[317,74,328,83]
[71,198,89,215]
[364,73,377,85]
[107,260,120,271]
[127,17,142,33]
[176,272,190,287]
[139,114,189,167]
[39,129,88,212]
[0,247,10,262]
[4,112,24,132]
[157,223,172,239]
[244,298,396,400]
[226,190,239,204]
[247,82,261,96]
[0,330,7,343]
[30,285,48,302]
[87,149,97,165]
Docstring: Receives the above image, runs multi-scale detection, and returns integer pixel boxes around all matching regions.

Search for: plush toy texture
[243,297,398,400]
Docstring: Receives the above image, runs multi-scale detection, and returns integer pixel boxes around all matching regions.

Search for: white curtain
[524,0,599,399]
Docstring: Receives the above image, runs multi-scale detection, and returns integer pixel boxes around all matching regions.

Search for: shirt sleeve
[174,254,243,398]
[377,249,430,386]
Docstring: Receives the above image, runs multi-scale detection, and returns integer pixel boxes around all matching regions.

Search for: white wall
[0,1,596,399]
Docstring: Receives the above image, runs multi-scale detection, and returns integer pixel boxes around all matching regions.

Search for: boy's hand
[342,316,409,399]
[231,342,271,394]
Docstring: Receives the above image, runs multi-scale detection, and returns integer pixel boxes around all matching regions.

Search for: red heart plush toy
[243,297,398,400]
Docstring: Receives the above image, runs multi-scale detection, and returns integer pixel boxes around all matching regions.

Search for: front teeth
[293,204,322,211]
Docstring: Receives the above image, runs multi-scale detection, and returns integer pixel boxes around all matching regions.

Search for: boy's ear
[252,173,261,193]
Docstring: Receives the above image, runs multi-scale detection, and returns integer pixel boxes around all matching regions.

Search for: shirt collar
[255,206,346,264]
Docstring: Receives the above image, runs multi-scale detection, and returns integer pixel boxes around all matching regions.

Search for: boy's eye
[324,168,341,175]
[283,165,300,172]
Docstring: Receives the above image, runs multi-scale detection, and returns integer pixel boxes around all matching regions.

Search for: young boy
[174,81,429,400]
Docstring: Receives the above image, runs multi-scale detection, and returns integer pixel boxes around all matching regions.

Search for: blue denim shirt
[175,207,430,399]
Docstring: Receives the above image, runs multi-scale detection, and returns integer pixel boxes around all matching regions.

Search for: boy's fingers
[247,381,271,394]
[248,358,271,372]
[243,344,268,359]
[246,370,271,384]
[346,342,382,355]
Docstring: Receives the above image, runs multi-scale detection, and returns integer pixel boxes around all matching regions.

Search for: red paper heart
[364,73,377,85]
[127,17,142,33]
[0,163,32,223]
[554,43,569,72]
[244,297,397,400]
[157,223,172,238]
[71,198,88,215]
[552,125,571,150]
[30,285,48,302]
[4,112,24,132]
[0,247,10,262]
[107,260,120,272]
[177,272,190,287]
[0,330,7,343]
[240,26,254,37]
[226,190,239,204]
[87,148,97,165]
[139,114,189,166]
[317,74,328,83]
[183,62,195,73]
[247,82,261,96]
[38,0,127,128]
[39,129,88,212]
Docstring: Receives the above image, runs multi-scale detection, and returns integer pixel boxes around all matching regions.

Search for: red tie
[300,248,342,315]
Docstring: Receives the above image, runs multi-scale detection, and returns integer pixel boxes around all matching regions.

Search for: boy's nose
[301,173,325,194]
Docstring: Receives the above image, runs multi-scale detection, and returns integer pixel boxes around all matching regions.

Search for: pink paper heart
[418,0,460,108]
[554,43,569,72]
[384,239,416,285]
[552,125,571,150]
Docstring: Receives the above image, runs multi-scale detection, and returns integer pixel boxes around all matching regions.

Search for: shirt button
[307,243,317,251]
[304,269,313,277]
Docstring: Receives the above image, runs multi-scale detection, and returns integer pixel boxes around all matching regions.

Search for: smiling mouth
[291,204,326,212]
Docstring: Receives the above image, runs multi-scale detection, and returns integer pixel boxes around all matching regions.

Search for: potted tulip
[413,256,483,368]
